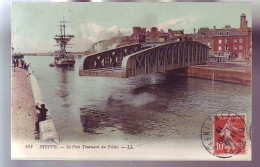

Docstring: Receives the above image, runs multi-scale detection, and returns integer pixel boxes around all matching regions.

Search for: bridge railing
[82,43,141,70]
[121,41,209,78]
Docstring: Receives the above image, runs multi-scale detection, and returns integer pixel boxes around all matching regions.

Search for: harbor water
[24,56,252,146]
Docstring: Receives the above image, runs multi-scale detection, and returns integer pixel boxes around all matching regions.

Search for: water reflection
[24,56,251,142]
[79,76,190,136]
[56,67,75,107]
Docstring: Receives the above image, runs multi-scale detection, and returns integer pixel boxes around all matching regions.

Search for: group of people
[12,58,29,70]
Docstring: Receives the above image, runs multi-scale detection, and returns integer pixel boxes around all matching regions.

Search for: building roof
[213,28,246,36]
[196,27,213,38]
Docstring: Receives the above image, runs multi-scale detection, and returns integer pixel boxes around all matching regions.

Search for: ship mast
[54,18,74,59]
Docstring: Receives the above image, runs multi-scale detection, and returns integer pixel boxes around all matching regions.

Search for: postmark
[201,113,246,158]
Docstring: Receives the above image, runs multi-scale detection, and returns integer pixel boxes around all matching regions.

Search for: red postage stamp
[214,114,246,155]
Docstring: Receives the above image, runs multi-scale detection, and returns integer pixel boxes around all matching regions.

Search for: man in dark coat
[35,103,48,132]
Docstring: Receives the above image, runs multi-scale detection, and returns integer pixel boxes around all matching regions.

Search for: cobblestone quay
[11,67,37,141]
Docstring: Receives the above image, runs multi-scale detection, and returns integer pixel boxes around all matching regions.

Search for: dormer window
[226,31,229,36]
[219,31,222,36]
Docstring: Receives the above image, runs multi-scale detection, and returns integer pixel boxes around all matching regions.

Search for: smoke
[114,92,156,107]
[127,93,156,107]
[71,16,197,51]
[155,17,185,30]
[133,13,158,29]
[155,16,198,31]
[76,22,131,50]
[134,14,197,32]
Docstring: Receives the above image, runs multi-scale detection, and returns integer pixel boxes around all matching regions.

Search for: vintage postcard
[11,2,252,160]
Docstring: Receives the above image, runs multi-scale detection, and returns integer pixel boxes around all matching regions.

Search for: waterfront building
[212,25,247,60]
[192,13,252,61]
[167,29,185,42]
[119,27,185,46]
[118,27,146,47]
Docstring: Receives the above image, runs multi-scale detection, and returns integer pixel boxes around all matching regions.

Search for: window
[218,39,222,44]
[225,39,229,44]
[218,46,222,51]
[226,31,229,36]
[239,38,243,43]
[219,31,222,36]
[153,36,155,39]
[225,46,229,51]
[234,46,237,50]
[239,45,243,50]
[208,42,211,46]
[234,39,237,42]
[201,33,205,37]
[239,53,243,58]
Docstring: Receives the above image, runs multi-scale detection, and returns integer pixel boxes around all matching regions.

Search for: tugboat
[53,19,75,67]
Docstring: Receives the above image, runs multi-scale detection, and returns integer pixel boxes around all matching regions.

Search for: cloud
[78,22,131,43]
[155,18,184,30]
[12,33,52,53]
[74,22,132,51]
[155,16,197,30]
[12,16,197,53]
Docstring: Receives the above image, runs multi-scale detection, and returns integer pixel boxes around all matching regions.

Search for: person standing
[21,59,24,68]
[23,62,27,69]
[15,59,18,67]
[18,59,22,68]
[12,59,16,67]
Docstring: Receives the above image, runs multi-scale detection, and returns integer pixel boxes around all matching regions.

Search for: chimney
[194,28,196,34]
[240,13,247,29]
[213,25,216,30]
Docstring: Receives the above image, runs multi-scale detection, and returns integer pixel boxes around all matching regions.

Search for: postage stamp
[214,114,246,156]
[11,2,252,160]
[201,113,247,158]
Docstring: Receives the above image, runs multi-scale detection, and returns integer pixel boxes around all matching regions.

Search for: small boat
[49,63,55,67]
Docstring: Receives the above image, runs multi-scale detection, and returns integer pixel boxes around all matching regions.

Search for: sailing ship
[53,19,75,67]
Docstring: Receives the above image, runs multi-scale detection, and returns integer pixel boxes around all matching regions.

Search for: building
[118,27,146,47]
[146,27,165,43]
[192,13,252,61]
[212,25,247,60]
[192,27,213,49]
[168,29,185,42]
[119,26,187,47]
[238,13,252,60]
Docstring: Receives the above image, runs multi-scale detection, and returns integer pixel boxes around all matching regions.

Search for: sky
[12,2,252,53]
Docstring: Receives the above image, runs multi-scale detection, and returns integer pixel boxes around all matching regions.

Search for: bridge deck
[79,66,123,77]
[79,41,209,78]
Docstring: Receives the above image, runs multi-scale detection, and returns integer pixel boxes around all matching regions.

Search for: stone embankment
[187,62,251,85]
